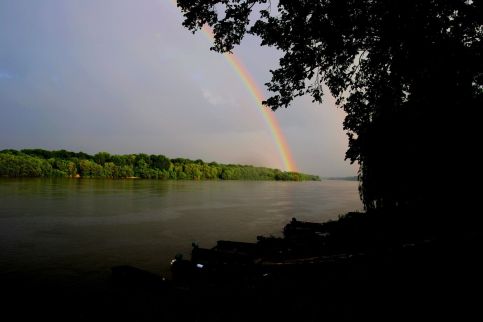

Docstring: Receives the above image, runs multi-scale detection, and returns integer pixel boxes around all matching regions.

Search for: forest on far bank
[0,149,320,181]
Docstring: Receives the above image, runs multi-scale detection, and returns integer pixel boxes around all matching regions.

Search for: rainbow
[169,1,297,171]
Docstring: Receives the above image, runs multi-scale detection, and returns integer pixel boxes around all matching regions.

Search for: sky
[0,0,357,177]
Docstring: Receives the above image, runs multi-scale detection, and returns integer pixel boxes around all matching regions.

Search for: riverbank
[4,210,479,321]
[161,211,481,321]
[0,149,320,181]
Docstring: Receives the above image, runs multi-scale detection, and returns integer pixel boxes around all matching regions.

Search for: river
[0,178,361,284]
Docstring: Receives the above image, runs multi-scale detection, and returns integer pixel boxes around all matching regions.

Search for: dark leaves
[177,0,482,210]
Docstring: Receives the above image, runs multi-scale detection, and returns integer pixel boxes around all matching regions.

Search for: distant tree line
[0,149,320,181]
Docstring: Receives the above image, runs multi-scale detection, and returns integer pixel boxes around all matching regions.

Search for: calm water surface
[0,178,361,283]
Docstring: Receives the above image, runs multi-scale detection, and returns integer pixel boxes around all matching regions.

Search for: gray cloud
[0,70,13,79]
[0,0,356,177]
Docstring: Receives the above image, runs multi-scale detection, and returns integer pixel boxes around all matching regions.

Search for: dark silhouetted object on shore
[173,1,482,319]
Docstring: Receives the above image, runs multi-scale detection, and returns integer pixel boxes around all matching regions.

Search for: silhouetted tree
[177,0,482,214]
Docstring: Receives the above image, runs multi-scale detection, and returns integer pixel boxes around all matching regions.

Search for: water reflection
[0,178,361,279]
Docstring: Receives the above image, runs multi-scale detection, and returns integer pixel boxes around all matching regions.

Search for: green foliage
[94,152,111,166]
[79,159,103,178]
[119,165,134,178]
[0,152,52,177]
[49,158,77,177]
[102,162,119,178]
[0,149,320,181]
[150,154,170,171]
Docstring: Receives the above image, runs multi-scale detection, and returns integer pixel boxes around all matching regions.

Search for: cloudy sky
[0,0,357,177]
